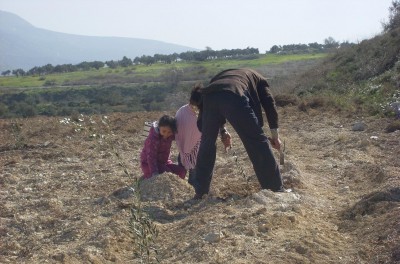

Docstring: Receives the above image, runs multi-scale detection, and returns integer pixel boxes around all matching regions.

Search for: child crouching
[140,115,186,179]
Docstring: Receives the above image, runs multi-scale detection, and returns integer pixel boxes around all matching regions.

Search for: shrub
[44,80,57,86]
[14,102,37,117]
[0,103,8,117]
[385,119,400,132]
[307,96,328,109]
[298,100,308,112]
[274,94,299,107]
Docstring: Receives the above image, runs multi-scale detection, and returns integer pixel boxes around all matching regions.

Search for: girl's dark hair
[158,115,177,133]
[190,82,203,109]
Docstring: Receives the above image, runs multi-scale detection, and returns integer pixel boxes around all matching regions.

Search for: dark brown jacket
[201,68,278,129]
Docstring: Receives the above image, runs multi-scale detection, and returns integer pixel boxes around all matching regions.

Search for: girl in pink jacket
[140,115,186,179]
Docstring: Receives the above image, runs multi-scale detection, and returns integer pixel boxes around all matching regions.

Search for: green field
[0,53,326,89]
[0,53,331,118]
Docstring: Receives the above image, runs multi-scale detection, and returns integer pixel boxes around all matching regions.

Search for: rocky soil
[1,107,399,263]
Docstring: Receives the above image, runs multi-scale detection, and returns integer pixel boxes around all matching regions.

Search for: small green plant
[229,146,251,195]
[61,114,160,262]
[10,121,26,149]
[129,179,159,263]
[96,116,160,263]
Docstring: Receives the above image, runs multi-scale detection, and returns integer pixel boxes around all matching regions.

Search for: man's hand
[269,137,281,150]
[220,131,232,151]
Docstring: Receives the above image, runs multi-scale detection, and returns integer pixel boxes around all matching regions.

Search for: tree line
[1,47,259,77]
[268,38,354,55]
[1,39,347,77]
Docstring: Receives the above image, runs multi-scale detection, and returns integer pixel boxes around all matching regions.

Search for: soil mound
[139,173,194,202]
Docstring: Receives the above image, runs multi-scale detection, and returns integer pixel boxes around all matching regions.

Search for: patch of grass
[297,95,335,112]
[274,94,299,107]
[336,133,347,143]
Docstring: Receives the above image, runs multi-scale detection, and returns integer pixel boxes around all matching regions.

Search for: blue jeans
[194,91,283,195]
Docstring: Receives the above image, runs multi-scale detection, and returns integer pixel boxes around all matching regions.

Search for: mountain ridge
[0,10,198,71]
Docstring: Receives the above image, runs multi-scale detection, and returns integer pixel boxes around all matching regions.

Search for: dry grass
[0,108,399,263]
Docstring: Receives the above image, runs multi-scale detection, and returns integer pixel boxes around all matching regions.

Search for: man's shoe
[193,193,205,200]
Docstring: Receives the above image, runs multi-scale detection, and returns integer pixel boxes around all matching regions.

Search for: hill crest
[0,10,198,71]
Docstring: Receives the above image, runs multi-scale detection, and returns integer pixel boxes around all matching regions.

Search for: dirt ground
[0,107,399,263]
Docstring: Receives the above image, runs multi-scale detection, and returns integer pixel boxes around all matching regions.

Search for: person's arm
[219,126,231,150]
[146,128,160,177]
[196,108,203,132]
[258,84,281,150]
[196,94,204,132]
[258,86,278,129]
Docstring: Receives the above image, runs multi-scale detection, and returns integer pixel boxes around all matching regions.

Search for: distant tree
[91,61,105,70]
[268,45,281,54]
[106,60,118,69]
[119,56,133,67]
[308,42,323,52]
[53,64,77,73]
[170,53,179,63]
[280,44,309,54]
[77,61,91,71]
[154,54,163,63]
[179,51,196,61]
[12,69,25,77]
[43,64,54,74]
[1,70,11,76]
[133,57,141,65]
[154,54,172,64]
[324,37,339,50]
[244,47,259,55]
[139,55,155,66]
[164,54,174,64]
[203,48,217,60]
[194,51,208,61]
[27,67,39,76]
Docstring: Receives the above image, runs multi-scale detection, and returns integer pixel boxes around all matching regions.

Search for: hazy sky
[0,0,394,52]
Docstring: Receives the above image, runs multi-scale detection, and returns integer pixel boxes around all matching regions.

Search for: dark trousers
[194,91,283,195]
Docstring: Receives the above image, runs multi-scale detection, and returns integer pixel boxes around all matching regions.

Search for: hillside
[290,16,400,117]
[0,108,399,263]
[0,10,197,72]
[0,53,326,118]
